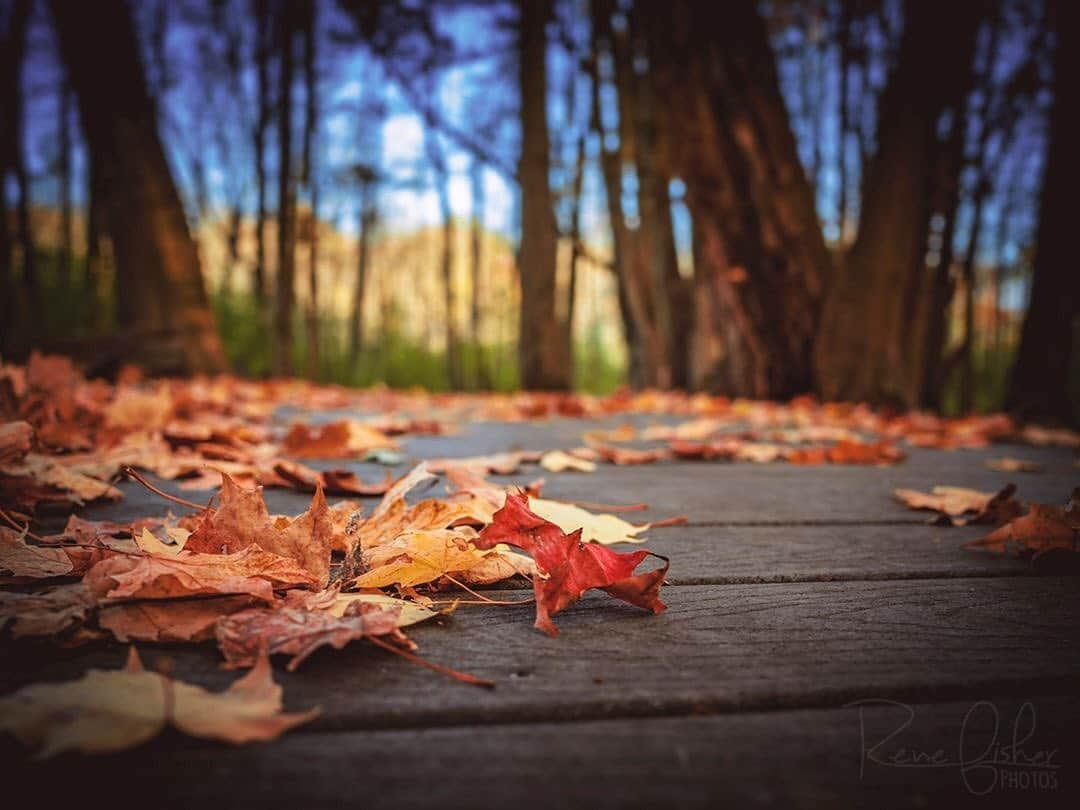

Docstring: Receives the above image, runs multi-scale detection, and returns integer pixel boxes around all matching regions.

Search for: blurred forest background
[0,0,1076,422]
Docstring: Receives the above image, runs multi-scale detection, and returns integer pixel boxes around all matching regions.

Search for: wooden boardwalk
[2,417,1079,807]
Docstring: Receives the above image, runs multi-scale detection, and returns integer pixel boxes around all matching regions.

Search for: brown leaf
[99,596,257,643]
[84,545,320,603]
[0,647,317,757]
[894,486,999,518]
[0,583,94,638]
[282,419,396,458]
[0,527,74,579]
[0,420,33,465]
[965,502,1077,556]
[216,601,411,670]
[183,474,334,585]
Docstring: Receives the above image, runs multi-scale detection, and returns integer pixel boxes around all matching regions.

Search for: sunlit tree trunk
[815,0,980,406]
[517,0,570,390]
[49,0,226,374]
[1007,1,1077,424]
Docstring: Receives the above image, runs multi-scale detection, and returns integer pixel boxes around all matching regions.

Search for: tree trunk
[1007,1,1077,424]
[58,78,73,282]
[815,0,980,406]
[0,0,32,356]
[588,0,664,388]
[301,1,319,379]
[49,0,226,374]
[273,3,298,377]
[516,0,570,390]
[653,0,831,398]
[252,0,271,310]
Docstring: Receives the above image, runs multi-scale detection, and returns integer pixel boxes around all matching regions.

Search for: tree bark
[815,0,981,406]
[273,2,298,377]
[58,78,73,282]
[302,0,319,379]
[49,0,226,374]
[252,0,271,310]
[653,0,831,398]
[516,0,570,390]
[1007,0,1077,424]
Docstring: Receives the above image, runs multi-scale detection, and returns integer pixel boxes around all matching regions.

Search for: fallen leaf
[475,492,668,636]
[282,419,396,458]
[0,648,317,757]
[965,504,1076,556]
[353,528,500,588]
[0,527,74,579]
[216,601,412,670]
[539,450,596,473]
[99,596,257,643]
[0,420,33,465]
[894,486,999,517]
[0,583,94,638]
[183,475,334,585]
[529,498,649,545]
[84,545,320,603]
[985,457,1043,473]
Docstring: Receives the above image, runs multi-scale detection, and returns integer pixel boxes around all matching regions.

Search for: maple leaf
[282,419,396,458]
[99,595,257,643]
[539,450,596,472]
[84,545,320,603]
[894,484,1021,526]
[216,600,415,670]
[475,492,668,636]
[352,528,531,588]
[0,420,32,465]
[0,648,317,757]
[0,583,94,638]
[964,493,1078,556]
[182,473,334,585]
[0,527,74,580]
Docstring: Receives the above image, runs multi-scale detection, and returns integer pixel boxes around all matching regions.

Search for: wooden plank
[4,578,1079,732]
[652,523,1033,584]
[69,440,1075,529]
[5,697,1078,807]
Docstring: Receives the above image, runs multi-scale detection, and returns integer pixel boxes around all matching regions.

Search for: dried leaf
[0,584,94,638]
[476,492,668,636]
[84,545,320,603]
[894,486,998,517]
[282,419,396,458]
[0,527,74,579]
[985,457,1043,473]
[99,596,257,643]
[183,474,334,585]
[0,648,316,757]
[539,450,596,473]
[965,503,1077,556]
[216,601,412,670]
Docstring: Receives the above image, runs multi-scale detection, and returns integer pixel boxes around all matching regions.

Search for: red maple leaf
[475,492,668,636]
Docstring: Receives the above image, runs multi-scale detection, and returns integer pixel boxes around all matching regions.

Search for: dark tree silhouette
[49,0,226,374]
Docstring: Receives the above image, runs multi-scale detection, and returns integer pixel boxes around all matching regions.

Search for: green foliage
[212,289,621,393]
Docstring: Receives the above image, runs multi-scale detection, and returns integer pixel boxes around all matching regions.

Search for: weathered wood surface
[3,416,1079,807]
[4,579,1079,732]
[5,698,1078,808]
